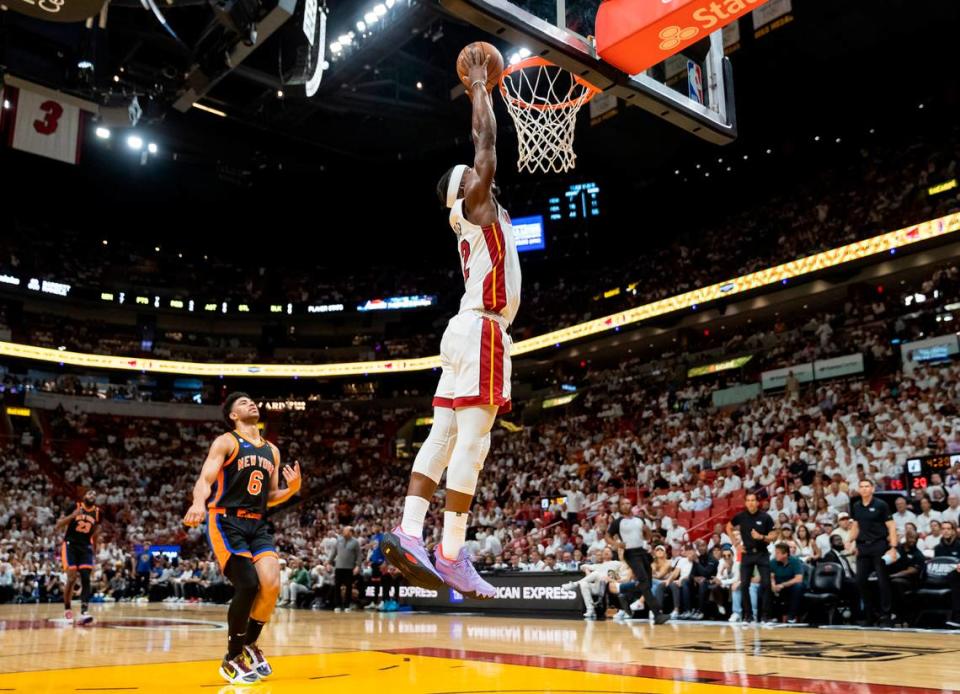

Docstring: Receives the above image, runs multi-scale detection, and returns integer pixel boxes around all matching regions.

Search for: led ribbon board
[0,212,957,377]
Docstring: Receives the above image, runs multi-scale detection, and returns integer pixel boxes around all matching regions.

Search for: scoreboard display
[548,182,600,221]
[895,453,960,491]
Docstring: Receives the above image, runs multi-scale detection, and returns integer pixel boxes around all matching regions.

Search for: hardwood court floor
[1,603,958,693]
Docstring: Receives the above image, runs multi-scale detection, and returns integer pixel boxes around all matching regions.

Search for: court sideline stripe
[383,647,948,694]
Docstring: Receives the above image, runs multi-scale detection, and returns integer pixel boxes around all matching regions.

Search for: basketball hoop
[499,57,600,174]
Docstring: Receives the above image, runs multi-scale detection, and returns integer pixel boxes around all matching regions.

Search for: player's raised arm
[55,506,79,533]
[267,443,301,508]
[463,46,497,223]
[183,434,235,527]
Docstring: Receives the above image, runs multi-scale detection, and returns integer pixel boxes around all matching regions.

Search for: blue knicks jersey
[208,431,276,514]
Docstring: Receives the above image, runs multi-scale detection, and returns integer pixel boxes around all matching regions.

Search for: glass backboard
[439,0,737,144]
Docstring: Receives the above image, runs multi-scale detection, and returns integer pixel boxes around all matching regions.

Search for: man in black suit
[820,533,860,619]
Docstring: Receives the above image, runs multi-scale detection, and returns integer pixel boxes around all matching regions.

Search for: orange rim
[498,56,600,112]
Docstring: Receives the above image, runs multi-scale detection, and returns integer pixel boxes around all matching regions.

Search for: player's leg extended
[404,406,458,534]
[243,553,280,678]
[77,569,94,624]
[249,553,280,623]
[219,556,260,684]
[63,567,78,620]
[382,406,457,589]
[434,405,497,598]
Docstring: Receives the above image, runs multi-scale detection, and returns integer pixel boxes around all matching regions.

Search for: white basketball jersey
[449,199,522,325]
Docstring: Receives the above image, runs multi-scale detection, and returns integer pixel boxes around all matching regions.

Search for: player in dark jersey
[183,392,301,685]
[54,489,100,625]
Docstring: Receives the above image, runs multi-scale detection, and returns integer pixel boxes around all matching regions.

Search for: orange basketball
[456,41,505,94]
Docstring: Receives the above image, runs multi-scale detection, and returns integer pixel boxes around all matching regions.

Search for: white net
[499,58,598,175]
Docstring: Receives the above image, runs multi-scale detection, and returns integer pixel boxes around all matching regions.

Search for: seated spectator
[280,558,313,607]
[819,534,861,620]
[717,468,743,498]
[556,551,579,571]
[666,522,689,552]
[649,545,680,617]
[815,520,836,557]
[814,497,837,529]
[794,524,820,563]
[710,545,741,622]
[943,496,960,527]
[916,497,942,535]
[311,561,335,608]
[933,521,960,629]
[560,547,625,620]
[893,497,918,539]
[770,543,805,623]
[769,488,797,518]
[681,541,718,620]
[777,525,798,556]
[889,528,926,624]
[825,482,850,514]
[921,521,943,558]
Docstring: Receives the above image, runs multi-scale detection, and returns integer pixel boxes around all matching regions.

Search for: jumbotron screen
[513,215,546,252]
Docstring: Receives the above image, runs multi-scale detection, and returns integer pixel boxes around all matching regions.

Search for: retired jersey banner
[596,0,772,76]
[9,87,83,165]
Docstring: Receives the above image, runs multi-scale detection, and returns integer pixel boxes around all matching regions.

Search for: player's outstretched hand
[283,461,302,492]
[183,503,206,528]
[465,45,490,90]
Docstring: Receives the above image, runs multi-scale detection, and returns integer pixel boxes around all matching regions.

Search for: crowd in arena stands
[522,126,960,337]
[2,127,958,361]
[3,325,960,625]
[4,218,960,623]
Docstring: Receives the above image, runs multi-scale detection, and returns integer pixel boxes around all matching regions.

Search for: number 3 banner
[8,87,83,165]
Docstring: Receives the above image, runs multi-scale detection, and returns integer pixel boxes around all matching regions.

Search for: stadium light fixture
[147,143,158,154]
[364,11,377,23]
[356,20,366,31]
[127,135,144,150]
[373,3,387,16]
[95,127,111,139]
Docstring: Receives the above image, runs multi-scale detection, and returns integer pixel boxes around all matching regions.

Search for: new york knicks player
[183,392,301,684]
[54,489,100,624]
[383,46,521,599]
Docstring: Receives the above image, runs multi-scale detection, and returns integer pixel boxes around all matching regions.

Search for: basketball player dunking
[382,45,521,599]
[183,393,301,684]
[54,489,100,625]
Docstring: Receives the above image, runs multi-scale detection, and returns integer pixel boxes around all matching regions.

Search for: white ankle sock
[441,511,469,560]
[400,496,430,537]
